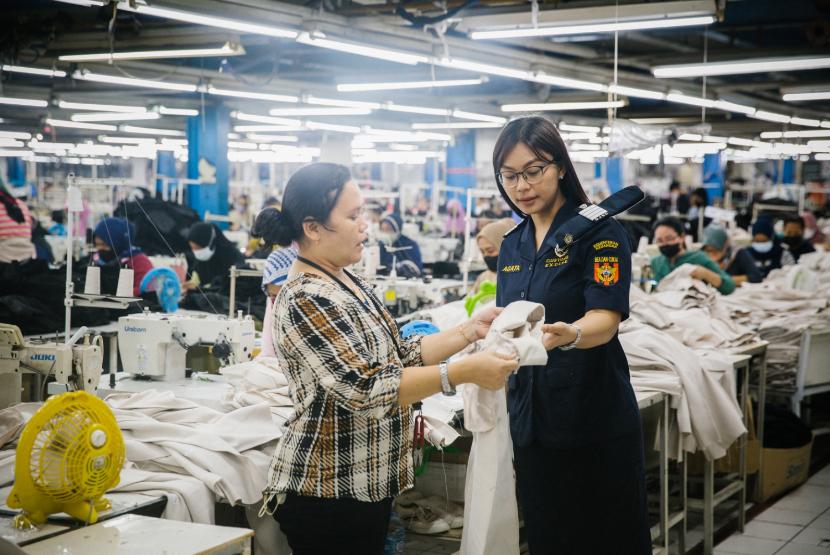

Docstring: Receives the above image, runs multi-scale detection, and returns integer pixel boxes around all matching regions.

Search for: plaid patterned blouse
[263,272,422,503]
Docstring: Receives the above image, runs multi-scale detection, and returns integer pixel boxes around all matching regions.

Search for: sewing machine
[117,310,255,381]
[369,276,466,318]
[0,324,104,407]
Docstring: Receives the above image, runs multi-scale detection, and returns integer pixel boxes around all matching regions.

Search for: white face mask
[752,241,774,254]
[804,228,815,240]
[193,246,215,261]
[377,232,396,246]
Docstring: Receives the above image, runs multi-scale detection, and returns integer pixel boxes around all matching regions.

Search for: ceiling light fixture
[790,116,821,127]
[72,70,198,92]
[119,125,186,136]
[654,55,830,78]
[233,112,303,126]
[337,78,486,92]
[608,84,666,100]
[501,100,626,112]
[1,64,66,78]
[712,99,756,115]
[470,15,715,40]
[451,110,506,123]
[558,123,601,133]
[304,96,381,109]
[383,103,449,116]
[45,118,117,131]
[267,107,372,117]
[58,100,145,112]
[296,31,428,65]
[752,111,792,124]
[412,122,504,129]
[59,42,245,62]
[0,131,33,140]
[783,90,830,102]
[156,106,199,116]
[71,112,161,122]
[665,92,715,108]
[0,96,48,108]
[205,85,298,104]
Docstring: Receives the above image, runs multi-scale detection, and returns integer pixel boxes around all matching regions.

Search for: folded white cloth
[483,301,547,367]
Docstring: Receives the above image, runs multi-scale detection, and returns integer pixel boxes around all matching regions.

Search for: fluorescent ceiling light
[0,131,32,140]
[653,55,830,78]
[99,136,157,144]
[530,73,608,92]
[46,118,117,131]
[712,99,756,115]
[203,85,299,104]
[53,0,106,6]
[783,91,830,102]
[0,150,34,157]
[761,129,830,139]
[58,100,145,113]
[666,92,715,108]
[608,84,666,100]
[559,123,600,133]
[268,107,372,116]
[451,110,506,123]
[727,137,766,148]
[71,112,161,122]
[234,125,303,133]
[384,103,449,116]
[304,96,381,109]
[233,112,302,126]
[2,64,66,78]
[297,31,428,65]
[0,140,24,148]
[790,117,821,127]
[245,134,299,143]
[120,125,186,136]
[412,122,504,129]
[115,2,297,39]
[157,106,199,116]
[471,15,715,39]
[752,111,792,124]
[73,70,198,92]
[304,121,362,133]
[436,57,535,81]
[337,78,485,92]
[228,141,258,150]
[0,96,48,108]
[59,42,244,62]
[501,100,625,112]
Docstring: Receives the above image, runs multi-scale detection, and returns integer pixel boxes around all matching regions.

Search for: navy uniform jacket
[496,200,640,449]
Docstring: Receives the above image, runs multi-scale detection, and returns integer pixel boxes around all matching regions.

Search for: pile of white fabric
[219,356,294,424]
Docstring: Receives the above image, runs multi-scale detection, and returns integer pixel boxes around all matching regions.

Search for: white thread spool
[84,266,100,295]
[116,268,134,297]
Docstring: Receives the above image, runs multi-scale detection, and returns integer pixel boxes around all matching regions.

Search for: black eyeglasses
[497,162,557,189]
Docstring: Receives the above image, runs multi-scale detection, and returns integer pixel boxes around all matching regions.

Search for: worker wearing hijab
[800,211,826,247]
[378,212,423,278]
[92,217,153,296]
[186,222,246,291]
[444,198,467,237]
[472,218,515,294]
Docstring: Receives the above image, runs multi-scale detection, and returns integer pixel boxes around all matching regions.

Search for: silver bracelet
[559,324,582,351]
[439,360,456,396]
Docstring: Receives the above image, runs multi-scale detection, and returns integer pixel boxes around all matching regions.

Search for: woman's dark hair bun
[252,206,294,249]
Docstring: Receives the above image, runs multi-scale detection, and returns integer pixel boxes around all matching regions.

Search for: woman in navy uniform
[493,116,650,554]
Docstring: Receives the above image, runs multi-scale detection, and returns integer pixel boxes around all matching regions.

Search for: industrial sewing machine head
[117,309,255,381]
[0,323,104,407]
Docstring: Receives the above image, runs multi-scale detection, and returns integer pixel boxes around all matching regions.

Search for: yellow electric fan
[7,391,125,529]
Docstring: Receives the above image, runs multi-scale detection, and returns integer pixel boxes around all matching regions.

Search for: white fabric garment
[620,319,746,460]
[459,302,542,555]
[220,356,294,422]
[106,390,281,507]
[113,465,215,523]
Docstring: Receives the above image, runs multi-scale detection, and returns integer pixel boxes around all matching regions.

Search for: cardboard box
[758,438,813,502]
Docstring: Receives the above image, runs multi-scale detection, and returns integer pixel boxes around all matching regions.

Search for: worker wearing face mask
[186,222,246,291]
[651,216,735,294]
[92,217,153,297]
[471,218,515,294]
[377,212,423,278]
[747,218,793,278]
[781,214,816,262]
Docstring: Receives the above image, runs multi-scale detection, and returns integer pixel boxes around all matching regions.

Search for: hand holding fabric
[468,305,503,340]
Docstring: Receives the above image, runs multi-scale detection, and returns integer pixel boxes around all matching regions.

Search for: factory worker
[492,115,650,554]
[378,212,423,278]
[92,217,153,297]
[651,216,735,294]
[747,218,793,278]
[701,224,762,285]
[186,222,246,291]
[252,207,300,300]
[471,218,515,294]
[781,214,815,262]
[801,211,827,247]
[444,198,466,237]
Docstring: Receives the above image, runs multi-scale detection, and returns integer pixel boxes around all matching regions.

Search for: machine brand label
[123,326,147,333]
[30,354,56,361]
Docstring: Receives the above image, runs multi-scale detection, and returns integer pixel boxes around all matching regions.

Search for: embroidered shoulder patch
[593,256,619,286]
[593,240,619,250]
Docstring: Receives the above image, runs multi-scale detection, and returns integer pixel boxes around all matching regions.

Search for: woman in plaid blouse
[259,163,518,554]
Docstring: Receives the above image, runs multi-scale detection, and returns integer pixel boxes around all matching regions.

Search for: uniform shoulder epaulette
[503,219,526,238]
[552,186,645,257]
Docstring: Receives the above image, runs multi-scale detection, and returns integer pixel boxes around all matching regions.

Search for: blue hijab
[93,217,142,259]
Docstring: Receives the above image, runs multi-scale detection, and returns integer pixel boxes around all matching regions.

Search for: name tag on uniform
[544,255,569,268]
[502,264,521,273]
